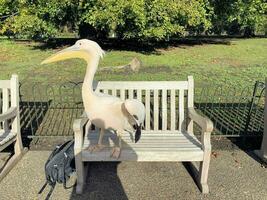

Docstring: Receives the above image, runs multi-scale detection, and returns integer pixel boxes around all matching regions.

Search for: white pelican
[41,39,145,158]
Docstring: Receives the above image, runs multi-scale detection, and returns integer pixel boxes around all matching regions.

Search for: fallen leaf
[234,158,239,163]
[212,151,219,158]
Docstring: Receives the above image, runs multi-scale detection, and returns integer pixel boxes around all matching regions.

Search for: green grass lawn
[0,38,266,88]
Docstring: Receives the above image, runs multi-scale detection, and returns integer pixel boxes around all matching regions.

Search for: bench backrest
[0,75,19,131]
[93,76,194,133]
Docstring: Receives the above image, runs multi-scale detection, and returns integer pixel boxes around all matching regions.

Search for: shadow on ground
[70,162,128,200]
[24,36,234,55]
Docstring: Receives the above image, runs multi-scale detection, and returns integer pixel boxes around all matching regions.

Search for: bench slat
[82,149,203,162]
[162,90,167,130]
[129,89,133,99]
[82,132,203,162]
[93,81,189,90]
[84,137,201,145]
[84,145,201,150]
[170,89,176,131]
[137,90,142,102]
[85,132,198,138]
[153,90,159,131]
[2,88,9,131]
[145,90,150,130]
[112,89,116,96]
[2,88,9,112]
[179,89,184,130]
[120,89,125,100]
[0,80,11,89]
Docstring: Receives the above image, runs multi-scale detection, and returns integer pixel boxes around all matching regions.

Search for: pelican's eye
[79,42,82,46]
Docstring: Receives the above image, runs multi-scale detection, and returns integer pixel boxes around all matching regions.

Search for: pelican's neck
[82,55,99,99]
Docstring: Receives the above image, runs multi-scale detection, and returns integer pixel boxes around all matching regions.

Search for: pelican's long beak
[41,44,81,65]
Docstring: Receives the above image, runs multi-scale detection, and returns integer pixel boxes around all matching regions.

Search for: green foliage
[229,0,267,36]
[0,0,19,18]
[34,0,78,29]
[0,0,77,39]
[1,13,57,39]
[80,0,212,40]
[0,0,266,39]
[80,0,146,39]
[210,0,267,36]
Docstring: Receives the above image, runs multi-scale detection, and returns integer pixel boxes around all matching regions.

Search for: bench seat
[82,131,203,162]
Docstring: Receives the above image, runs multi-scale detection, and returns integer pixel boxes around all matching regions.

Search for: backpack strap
[38,181,48,194]
[44,183,56,200]
[62,144,75,189]
[63,153,67,189]
[38,181,56,200]
[62,150,72,189]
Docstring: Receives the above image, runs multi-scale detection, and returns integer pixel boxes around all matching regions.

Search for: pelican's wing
[122,99,145,143]
[124,99,145,125]
[121,102,137,126]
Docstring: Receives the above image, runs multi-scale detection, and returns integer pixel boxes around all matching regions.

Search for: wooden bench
[0,75,27,181]
[73,76,213,194]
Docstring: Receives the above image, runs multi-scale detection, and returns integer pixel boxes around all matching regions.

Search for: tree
[0,0,265,39]
[209,0,267,36]
[79,0,212,40]
[0,0,78,39]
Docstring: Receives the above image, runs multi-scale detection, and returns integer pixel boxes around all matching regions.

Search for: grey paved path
[0,150,266,200]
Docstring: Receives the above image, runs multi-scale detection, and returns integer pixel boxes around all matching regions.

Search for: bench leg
[199,156,210,194]
[188,156,210,194]
[0,147,27,182]
[75,153,87,194]
[195,130,211,194]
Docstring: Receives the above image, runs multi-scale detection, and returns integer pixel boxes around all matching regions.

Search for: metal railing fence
[1,80,264,138]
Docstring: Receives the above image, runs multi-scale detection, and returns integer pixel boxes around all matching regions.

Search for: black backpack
[38,140,76,200]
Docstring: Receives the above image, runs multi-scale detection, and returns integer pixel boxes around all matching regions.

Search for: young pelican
[41,39,145,158]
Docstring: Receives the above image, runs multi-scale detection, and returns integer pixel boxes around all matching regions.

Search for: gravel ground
[0,149,266,200]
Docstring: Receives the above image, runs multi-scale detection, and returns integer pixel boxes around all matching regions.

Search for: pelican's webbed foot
[110,147,121,159]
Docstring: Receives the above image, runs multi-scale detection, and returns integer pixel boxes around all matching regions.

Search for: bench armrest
[188,107,213,151]
[73,113,89,151]
[188,107,213,133]
[0,107,17,122]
